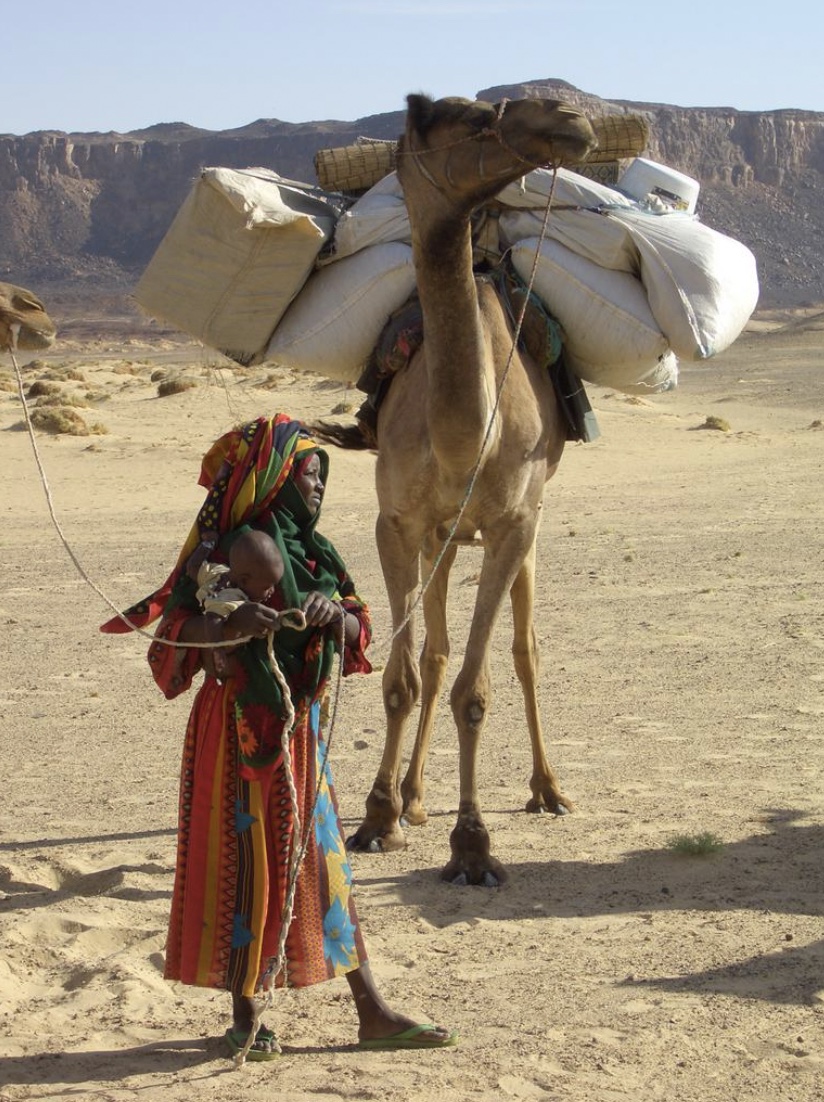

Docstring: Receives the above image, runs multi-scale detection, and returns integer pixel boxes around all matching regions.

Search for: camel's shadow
[351,807,824,1007]
[0,1038,218,1091]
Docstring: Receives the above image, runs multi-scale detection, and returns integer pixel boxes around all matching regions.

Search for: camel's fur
[0,283,56,352]
[344,95,596,885]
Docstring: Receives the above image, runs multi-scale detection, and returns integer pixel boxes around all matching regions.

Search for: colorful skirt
[164,677,367,997]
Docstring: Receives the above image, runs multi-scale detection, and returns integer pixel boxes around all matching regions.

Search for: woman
[102,413,456,1060]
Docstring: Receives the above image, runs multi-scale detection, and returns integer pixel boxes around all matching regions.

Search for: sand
[1,311,823,1102]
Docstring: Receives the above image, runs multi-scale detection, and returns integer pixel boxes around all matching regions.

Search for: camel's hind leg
[347,511,422,855]
[510,537,572,815]
[400,538,458,826]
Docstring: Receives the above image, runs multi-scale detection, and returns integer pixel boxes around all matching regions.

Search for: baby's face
[229,545,285,602]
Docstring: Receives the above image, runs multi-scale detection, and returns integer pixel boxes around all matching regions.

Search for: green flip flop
[224,1025,281,1061]
[358,1023,458,1050]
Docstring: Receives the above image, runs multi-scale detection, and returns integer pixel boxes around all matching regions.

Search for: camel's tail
[306,420,376,452]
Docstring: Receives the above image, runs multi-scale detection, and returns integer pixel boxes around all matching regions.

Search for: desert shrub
[29,407,107,436]
[157,377,198,397]
[695,415,731,432]
[34,393,92,408]
[666,832,724,856]
[27,379,61,397]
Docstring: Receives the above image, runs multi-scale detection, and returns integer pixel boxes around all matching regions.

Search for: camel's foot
[346,820,408,853]
[526,777,575,816]
[400,799,428,828]
[400,777,428,827]
[440,811,507,887]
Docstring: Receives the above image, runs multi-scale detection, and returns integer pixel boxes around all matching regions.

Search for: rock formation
[2,79,822,309]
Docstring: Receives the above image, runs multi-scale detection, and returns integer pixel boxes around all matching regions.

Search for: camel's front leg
[510,537,572,815]
[347,512,421,855]
[400,538,457,826]
[442,522,535,886]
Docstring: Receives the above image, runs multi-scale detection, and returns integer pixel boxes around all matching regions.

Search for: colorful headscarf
[102,413,365,775]
[100,413,319,633]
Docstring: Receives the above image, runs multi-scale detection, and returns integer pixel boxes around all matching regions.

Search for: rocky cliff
[2,79,822,309]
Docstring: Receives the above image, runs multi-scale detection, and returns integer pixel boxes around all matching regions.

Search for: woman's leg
[346,964,456,1046]
[228,992,279,1057]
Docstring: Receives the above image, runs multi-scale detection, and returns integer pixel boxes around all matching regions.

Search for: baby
[196,530,285,680]
[226,529,285,603]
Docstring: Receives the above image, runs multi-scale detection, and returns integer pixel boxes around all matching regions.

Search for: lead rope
[235,606,346,1068]
[389,166,561,643]
[6,329,348,1068]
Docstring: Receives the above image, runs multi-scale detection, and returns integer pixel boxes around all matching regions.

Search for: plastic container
[617,158,700,214]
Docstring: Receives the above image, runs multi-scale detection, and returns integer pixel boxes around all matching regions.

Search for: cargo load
[135,167,343,365]
[265,242,417,383]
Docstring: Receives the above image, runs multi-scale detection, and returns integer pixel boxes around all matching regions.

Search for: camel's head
[0,282,57,352]
[398,93,597,208]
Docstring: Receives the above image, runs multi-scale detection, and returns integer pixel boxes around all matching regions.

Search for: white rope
[234,606,346,1068]
[6,328,349,1070]
[389,167,562,643]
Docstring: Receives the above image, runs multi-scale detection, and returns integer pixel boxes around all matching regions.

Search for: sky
[3,0,822,136]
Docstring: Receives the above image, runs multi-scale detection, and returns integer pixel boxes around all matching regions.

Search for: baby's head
[228,529,285,602]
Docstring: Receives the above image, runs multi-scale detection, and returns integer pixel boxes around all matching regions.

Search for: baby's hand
[223,601,281,641]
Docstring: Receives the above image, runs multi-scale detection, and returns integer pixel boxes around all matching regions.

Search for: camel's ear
[406,93,436,134]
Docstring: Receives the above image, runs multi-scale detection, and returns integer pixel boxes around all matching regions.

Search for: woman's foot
[228,993,280,1061]
[346,965,457,1049]
[225,1025,280,1061]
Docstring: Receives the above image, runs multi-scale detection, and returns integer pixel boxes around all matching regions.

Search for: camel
[334,94,597,886]
[0,283,56,352]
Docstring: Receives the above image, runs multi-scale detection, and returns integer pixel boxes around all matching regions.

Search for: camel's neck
[407,191,495,469]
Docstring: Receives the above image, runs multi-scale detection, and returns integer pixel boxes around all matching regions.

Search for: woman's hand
[223,601,281,642]
[302,591,345,642]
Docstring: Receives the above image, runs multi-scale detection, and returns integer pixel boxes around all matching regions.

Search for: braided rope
[389,167,561,643]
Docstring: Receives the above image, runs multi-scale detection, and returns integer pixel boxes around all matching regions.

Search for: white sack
[606,208,760,359]
[322,172,411,263]
[496,165,636,212]
[135,167,338,365]
[500,206,638,274]
[498,167,759,362]
[265,242,417,382]
[568,349,679,394]
[510,238,673,393]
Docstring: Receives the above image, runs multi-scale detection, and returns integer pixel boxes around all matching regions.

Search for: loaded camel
[326,94,596,886]
[0,282,56,352]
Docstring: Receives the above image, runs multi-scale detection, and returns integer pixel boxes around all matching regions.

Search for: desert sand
[1,307,822,1102]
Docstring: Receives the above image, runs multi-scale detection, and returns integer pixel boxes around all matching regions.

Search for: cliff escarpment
[2,79,822,309]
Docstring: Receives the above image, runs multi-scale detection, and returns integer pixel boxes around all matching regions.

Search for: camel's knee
[512,638,539,685]
[450,682,490,733]
[383,668,421,718]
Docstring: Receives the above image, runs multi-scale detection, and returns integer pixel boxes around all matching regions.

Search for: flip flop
[358,1023,458,1050]
[224,1026,281,1062]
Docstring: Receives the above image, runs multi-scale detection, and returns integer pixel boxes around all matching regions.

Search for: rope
[5,326,349,1071]
[389,167,562,644]
[234,605,345,1068]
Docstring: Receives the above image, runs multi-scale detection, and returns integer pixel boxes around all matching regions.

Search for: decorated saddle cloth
[354,260,597,442]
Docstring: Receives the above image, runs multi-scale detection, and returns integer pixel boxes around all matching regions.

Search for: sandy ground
[1,309,823,1102]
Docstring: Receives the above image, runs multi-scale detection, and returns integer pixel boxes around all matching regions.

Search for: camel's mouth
[15,328,57,351]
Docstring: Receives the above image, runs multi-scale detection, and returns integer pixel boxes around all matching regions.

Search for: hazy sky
[4,0,821,135]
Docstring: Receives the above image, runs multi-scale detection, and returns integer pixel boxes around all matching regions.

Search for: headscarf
[100,413,322,633]
[101,413,363,775]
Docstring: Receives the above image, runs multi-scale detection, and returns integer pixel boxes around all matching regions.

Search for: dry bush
[29,407,108,436]
[112,362,145,375]
[27,379,62,397]
[150,369,167,382]
[695,415,731,432]
[0,376,17,393]
[34,393,92,409]
[157,376,199,398]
